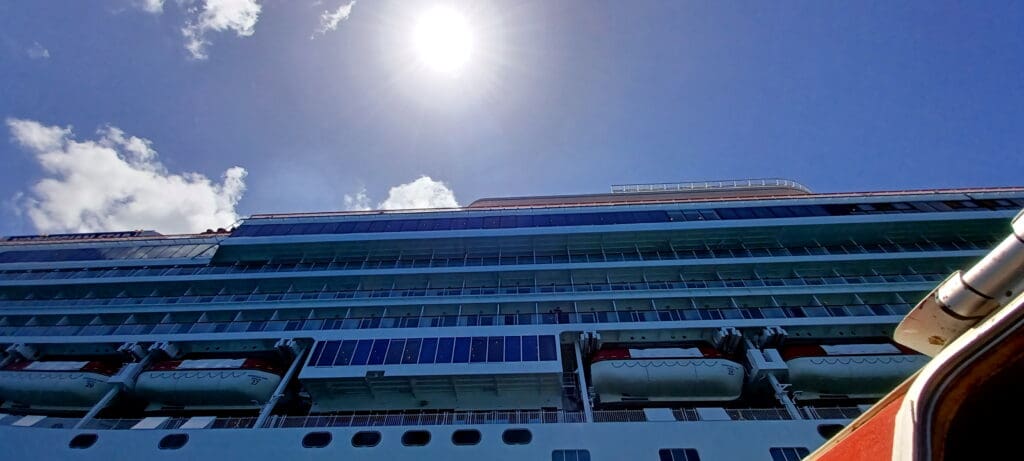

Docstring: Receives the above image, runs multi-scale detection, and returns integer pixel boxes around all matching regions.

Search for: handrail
[610,178,813,194]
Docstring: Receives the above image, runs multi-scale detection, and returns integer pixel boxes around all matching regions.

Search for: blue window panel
[333,340,358,366]
[504,336,521,362]
[770,447,810,461]
[352,221,372,232]
[384,339,406,364]
[522,336,539,362]
[335,222,355,233]
[659,448,700,461]
[470,337,488,363]
[319,222,340,234]
[552,450,590,461]
[317,341,341,367]
[402,339,422,364]
[367,339,390,365]
[307,341,327,366]
[453,337,472,363]
[351,340,373,365]
[432,219,452,231]
[436,337,456,363]
[487,337,504,362]
[539,336,557,361]
[419,338,439,364]
[483,216,501,228]
[367,221,387,232]
[466,217,484,229]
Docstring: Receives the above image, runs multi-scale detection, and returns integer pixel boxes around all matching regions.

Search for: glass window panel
[522,335,539,361]
[317,341,341,367]
[487,336,504,362]
[453,337,471,363]
[504,336,521,362]
[539,336,557,361]
[470,337,488,363]
[367,339,389,365]
[384,339,406,364]
[307,341,327,366]
[435,337,455,363]
[402,339,422,364]
[351,340,373,365]
[334,340,358,366]
[419,338,439,364]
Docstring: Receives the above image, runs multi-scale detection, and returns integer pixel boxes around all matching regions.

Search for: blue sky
[1,1,1022,236]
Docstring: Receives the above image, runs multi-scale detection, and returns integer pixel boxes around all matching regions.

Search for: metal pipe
[897,210,1024,356]
[767,374,802,420]
[573,340,594,423]
[73,351,158,429]
[254,343,308,429]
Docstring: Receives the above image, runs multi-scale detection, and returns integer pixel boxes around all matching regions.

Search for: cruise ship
[0,178,1022,460]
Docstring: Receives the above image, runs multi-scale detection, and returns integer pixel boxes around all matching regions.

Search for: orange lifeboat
[591,345,744,404]
[0,360,123,410]
[134,357,283,410]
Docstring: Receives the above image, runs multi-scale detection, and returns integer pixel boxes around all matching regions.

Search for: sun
[413,6,474,75]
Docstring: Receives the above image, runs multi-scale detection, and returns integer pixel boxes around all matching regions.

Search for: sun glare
[413,6,473,75]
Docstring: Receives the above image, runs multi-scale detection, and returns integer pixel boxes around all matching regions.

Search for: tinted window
[158,434,188,450]
[502,429,532,445]
[352,431,381,447]
[384,339,406,364]
[367,339,389,365]
[317,341,340,366]
[470,337,488,363]
[522,335,539,361]
[419,338,439,364]
[351,340,373,365]
[451,429,481,446]
[402,430,431,446]
[453,337,471,363]
[435,337,455,363]
[334,340,357,366]
[539,335,558,361]
[69,434,98,449]
[504,335,521,362]
[302,432,331,448]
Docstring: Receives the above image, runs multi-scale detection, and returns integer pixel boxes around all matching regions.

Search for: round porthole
[302,431,332,448]
[452,429,481,446]
[158,433,188,450]
[502,428,532,445]
[818,424,844,439]
[352,431,382,447]
[402,430,431,446]
[69,433,98,449]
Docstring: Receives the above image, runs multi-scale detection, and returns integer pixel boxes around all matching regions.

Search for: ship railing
[610,178,813,195]
[0,406,865,430]
[263,410,586,428]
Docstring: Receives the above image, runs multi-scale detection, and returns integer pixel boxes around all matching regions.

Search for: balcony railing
[611,178,813,195]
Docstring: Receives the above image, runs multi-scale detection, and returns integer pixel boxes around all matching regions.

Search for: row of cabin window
[232,198,1024,238]
[0,244,213,264]
[308,335,559,367]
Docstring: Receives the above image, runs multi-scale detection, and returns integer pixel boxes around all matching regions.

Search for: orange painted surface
[815,395,904,461]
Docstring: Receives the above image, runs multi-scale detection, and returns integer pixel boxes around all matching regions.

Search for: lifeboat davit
[0,360,123,410]
[783,343,928,400]
[591,346,744,404]
[134,358,283,410]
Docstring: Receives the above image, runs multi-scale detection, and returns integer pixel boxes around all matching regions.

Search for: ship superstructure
[0,178,1022,460]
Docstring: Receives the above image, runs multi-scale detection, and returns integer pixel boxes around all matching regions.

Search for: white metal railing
[610,178,813,195]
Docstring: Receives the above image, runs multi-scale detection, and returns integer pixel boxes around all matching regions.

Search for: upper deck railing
[609,178,813,195]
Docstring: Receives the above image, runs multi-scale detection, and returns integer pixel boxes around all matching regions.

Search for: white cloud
[312,1,356,39]
[379,176,459,210]
[6,118,247,235]
[136,0,165,14]
[181,0,262,60]
[26,42,50,60]
[343,188,371,211]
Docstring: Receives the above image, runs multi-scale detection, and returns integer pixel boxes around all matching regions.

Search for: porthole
[302,431,332,448]
[818,424,844,439]
[402,430,431,446]
[452,429,481,446]
[352,431,381,447]
[69,433,98,449]
[502,428,532,445]
[158,433,188,450]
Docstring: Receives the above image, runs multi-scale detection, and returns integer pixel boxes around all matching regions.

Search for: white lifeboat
[591,346,744,404]
[0,360,123,410]
[783,343,928,400]
[134,358,283,410]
